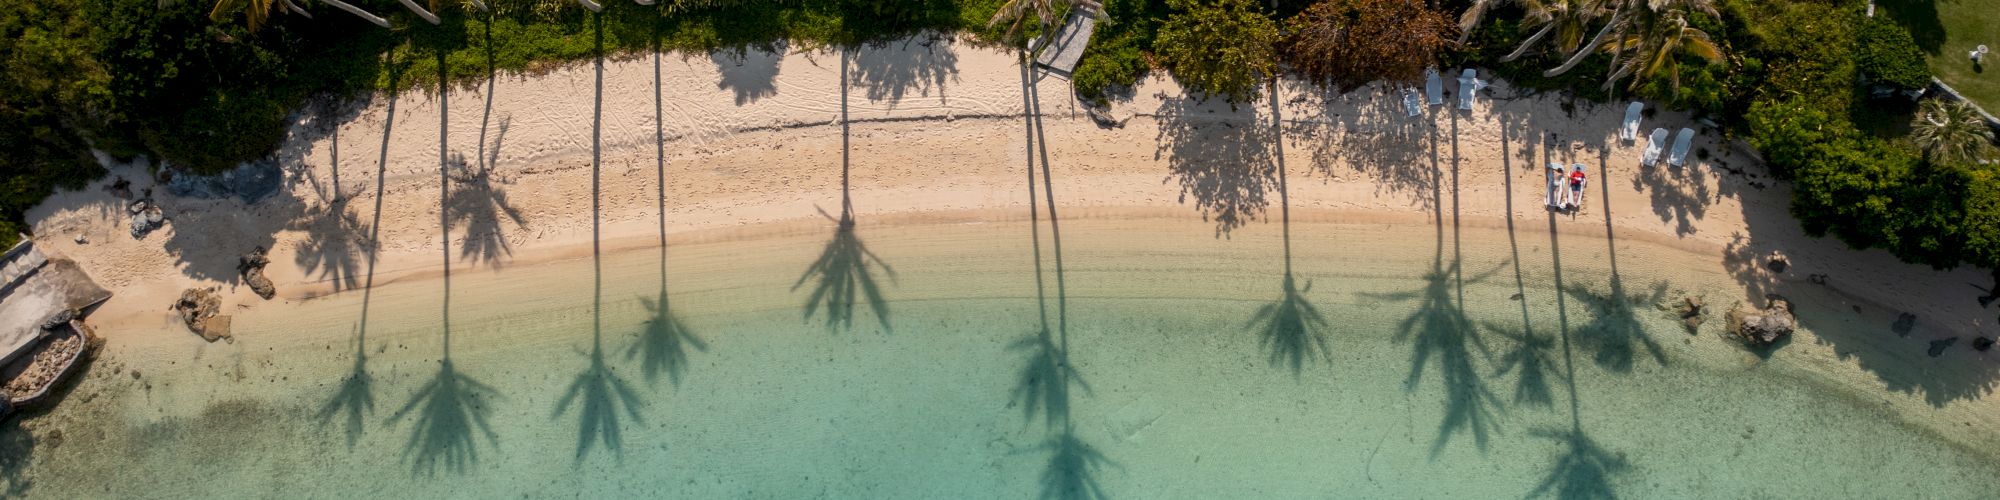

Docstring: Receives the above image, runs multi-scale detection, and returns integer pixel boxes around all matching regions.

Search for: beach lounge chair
[1403,88,1423,117]
[1457,69,1486,110]
[1568,163,1589,210]
[1546,162,1567,208]
[1620,102,1643,142]
[1426,68,1444,106]
[1642,128,1668,166]
[1667,127,1695,167]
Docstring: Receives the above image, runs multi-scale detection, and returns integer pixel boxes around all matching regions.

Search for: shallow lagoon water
[9,213,1998,498]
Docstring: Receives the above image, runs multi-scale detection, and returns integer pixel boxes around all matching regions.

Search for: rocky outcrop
[127,199,164,239]
[237,246,275,300]
[173,288,231,342]
[1727,296,1796,348]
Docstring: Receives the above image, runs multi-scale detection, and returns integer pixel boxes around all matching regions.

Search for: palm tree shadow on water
[1012,54,1111,500]
[387,42,503,477]
[554,13,643,462]
[628,9,707,387]
[1361,107,1506,458]
[1563,152,1669,374]
[1247,81,1331,375]
[795,46,894,333]
[317,50,407,447]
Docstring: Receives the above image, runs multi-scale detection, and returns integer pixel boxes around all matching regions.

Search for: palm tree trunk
[322,0,391,28]
[282,0,313,18]
[580,0,604,12]
[395,0,441,25]
[1545,3,1622,77]
[1501,22,1558,62]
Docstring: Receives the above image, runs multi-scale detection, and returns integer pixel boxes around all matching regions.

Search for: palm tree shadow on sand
[1248,81,1331,375]
[629,8,708,387]
[795,47,894,333]
[316,50,404,446]
[388,42,502,476]
[1013,53,1111,500]
[447,125,527,270]
[554,13,644,462]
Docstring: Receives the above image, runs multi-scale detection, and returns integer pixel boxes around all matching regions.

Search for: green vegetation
[1153,0,1278,104]
[1,0,1996,272]
[1878,0,1998,109]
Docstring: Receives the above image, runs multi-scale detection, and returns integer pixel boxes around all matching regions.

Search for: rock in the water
[1727,296,1795,348]
[1928,337,1958,357]
[1891,313,1916,337]
[1674,295,1706,333]
[173,288,231,342]
[238,246,275,300]
[1974,337,1995,352]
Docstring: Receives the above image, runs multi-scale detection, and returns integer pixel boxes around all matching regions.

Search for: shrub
[1854,16,1930,90]
[1154,0,1278,104]
[1280,0,1457,92]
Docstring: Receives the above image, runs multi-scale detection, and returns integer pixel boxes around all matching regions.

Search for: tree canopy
[1155,0,1280,104]
[1282,0,1458,92]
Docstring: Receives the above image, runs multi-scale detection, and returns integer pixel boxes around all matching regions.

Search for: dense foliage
[1153,0,1279,104]
[1854,16,1930,91]
[1281,0,1457,92]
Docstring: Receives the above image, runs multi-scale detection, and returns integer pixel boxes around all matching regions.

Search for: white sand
[24,35,1998,444]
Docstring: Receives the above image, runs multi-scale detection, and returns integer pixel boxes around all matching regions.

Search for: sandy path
[25,35,1996,427]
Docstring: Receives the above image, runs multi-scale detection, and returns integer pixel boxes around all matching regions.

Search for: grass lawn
[1878,0,2000,110]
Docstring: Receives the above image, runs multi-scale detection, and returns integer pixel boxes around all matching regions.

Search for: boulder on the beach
[1727,296,1795,348]
[237,246,275,300]
[127,199,165,239]
[173,287,231,342]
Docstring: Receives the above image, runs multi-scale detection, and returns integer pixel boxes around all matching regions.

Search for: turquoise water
[6,214,1998,498]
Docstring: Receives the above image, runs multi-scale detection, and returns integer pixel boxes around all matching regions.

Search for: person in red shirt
[1567,164,1588,211]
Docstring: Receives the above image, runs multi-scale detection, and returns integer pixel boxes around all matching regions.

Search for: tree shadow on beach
[1280,81,1434,210]
[849,34,959,107]
[1248,83,1331,375]
[711,42,784,106]
[315,51,403,447]
[630,11,708,387]
[445,147,527,270]
[556,19,644,461]
[1154,94,1278,237]
[388,43,502,476]
[797,47,895,333]
[290,190,372,292]
[1014,55,1112,500]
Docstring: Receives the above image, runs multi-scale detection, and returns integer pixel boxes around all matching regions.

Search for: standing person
[1567,164,1589,211]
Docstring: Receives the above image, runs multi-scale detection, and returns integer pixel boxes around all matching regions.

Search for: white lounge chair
[1403,88,1423,117]
[1620,102,1643,142]
[1667,127,1695,167]
[1426,68,1444,106]
[1546,162,1567,208]
[1457,69,1486,110]
[1642,128,1668,166]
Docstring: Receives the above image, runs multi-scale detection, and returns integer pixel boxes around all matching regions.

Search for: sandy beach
[18,35,2000,489]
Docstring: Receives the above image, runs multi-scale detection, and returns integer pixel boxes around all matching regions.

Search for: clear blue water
[6,216,1996,499]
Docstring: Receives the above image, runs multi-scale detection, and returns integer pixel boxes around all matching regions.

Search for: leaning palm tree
[1912,98,1997,164]
[1596,3,1721,93]
[1500,0,1608,63]
[1456,0,1505,44]
[210,0,391,29]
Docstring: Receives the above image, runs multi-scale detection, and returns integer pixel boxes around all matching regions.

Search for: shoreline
[21,36,1999,466]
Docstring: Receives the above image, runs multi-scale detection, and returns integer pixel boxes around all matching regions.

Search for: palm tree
[210,0,390,29]
[1912,98,1997,164]
[1500,0,1607,63]
[1457,0,1506,44]
[989,0,1071,46]
[1596,2,1721,93]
